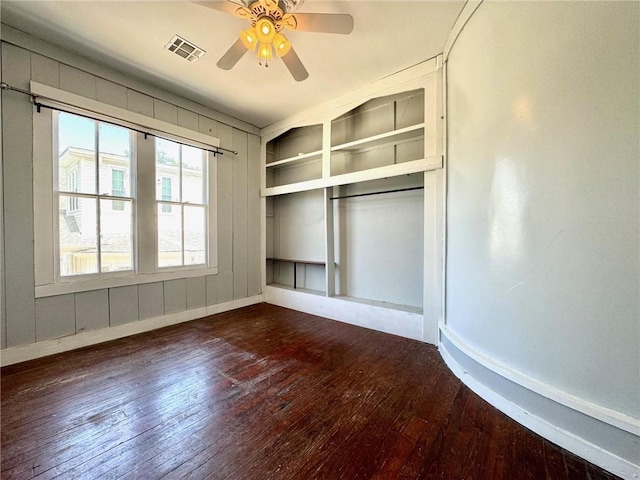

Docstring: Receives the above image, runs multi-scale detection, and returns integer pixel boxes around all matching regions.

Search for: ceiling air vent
[165,35,206,62]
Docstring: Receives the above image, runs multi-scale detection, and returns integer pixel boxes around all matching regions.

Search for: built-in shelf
[331,123,424,153]
[267,258,326,290]
[265,124,323,189]
[266,258,326,266]
[266,150,323,168]
[267,283,326,297]
[262,156,443,197]
[333,295,423,315]
[264,81,433,330]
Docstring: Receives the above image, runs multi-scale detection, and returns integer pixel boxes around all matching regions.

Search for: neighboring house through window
[161,177,172,213]
[111,168,126,211]
[155,138,207,268]
[67,168,79,211]
[56,112,134,276]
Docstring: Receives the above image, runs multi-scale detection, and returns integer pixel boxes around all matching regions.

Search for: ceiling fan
[196,0,354,81]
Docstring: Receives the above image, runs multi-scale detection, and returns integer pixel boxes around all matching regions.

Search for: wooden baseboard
[0,295,263,367]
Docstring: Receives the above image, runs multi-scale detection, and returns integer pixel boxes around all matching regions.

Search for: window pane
[156,138,180,201]
[182,145,205,204]
[184,206,206,265]
[58,113,96,194]
[99,123,131,196]
[100,199,133,272]
[59,195,98,276]
[158,203,183,268]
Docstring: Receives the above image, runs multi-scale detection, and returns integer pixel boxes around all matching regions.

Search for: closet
[261,60,443,343]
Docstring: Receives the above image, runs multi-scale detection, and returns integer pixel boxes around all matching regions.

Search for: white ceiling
[1,1,465,128]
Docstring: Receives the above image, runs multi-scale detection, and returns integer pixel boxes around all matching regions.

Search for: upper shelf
[263,86,434,193]
[266,149,323,168]
[266,123,323,165]
[331,123,424,154]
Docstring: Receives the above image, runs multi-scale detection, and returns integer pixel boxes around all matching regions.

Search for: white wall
[0,25,261,354]
[444,0,639,472]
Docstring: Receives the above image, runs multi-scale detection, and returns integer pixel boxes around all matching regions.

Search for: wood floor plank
[1,303,620,480]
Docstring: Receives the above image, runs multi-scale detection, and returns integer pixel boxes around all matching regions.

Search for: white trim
[439,340,640,480]
[439,324,640,436]
[0,81,4,349]
[30,82,220,151]
[0,295,263,366]
[265,285,424,342]
[440,61,449,336]
[442,0,484,62]
[35,265,220,298]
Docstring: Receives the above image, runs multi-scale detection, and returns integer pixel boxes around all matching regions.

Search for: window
[56,112,134,276]
[34,88,220,296]
[155,138,207,268]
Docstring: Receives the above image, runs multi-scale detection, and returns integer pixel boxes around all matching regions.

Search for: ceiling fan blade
[217,38,248,70]
[193,1,248,17]
[281,47,309,82]
[291,13,354,34]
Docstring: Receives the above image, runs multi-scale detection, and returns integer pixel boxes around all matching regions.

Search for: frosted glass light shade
[273,32,291,57]
[255,18,276,43]
[240,28,257,51]
[257,42,274,62]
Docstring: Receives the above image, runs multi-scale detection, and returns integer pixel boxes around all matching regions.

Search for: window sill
[34,266,219,298]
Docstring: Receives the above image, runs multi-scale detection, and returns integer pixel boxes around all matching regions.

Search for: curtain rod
[0,82,238,156]
[329,186,424,201]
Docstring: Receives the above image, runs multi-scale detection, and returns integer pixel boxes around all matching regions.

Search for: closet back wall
[333,176,424,310]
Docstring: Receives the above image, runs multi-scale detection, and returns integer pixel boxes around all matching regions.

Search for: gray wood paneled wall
[0,37,261,349]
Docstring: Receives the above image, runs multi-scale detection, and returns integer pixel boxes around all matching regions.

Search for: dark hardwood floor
[1,303,619,479]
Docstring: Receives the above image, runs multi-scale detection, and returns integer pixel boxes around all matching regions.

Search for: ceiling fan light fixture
[239,27,257,51]
[255,18,276,43]
[273,32,291,57]
[257,42,274,66]
[207,0,352,80]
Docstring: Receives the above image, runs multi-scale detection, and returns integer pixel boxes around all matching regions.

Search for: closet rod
[329,186,424,201]
[0,81,237,156]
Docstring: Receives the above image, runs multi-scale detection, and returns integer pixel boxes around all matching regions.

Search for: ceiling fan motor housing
[240,0,305,14]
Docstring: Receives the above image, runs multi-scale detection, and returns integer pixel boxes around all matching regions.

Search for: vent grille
[165,35,206,62]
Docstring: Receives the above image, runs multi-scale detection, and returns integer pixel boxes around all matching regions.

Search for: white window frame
[54,111,137,278]
[32,82,220,298]
[155,138,209,269]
